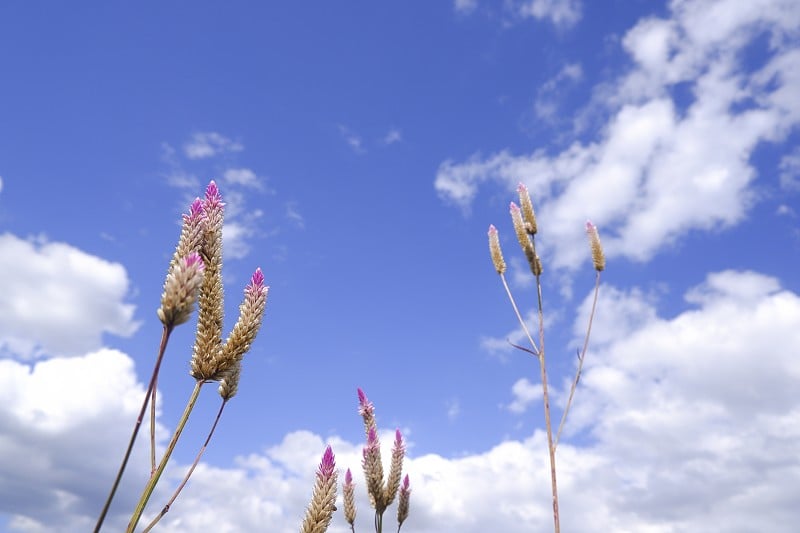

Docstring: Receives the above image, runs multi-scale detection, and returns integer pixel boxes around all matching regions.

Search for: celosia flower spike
[215,268,269,379]
[218,361,241,401]
[357,387,377,436]
[343,468,356,526]
[397,474,411,530]
[158,252,205,327]
[517,182,538,235]
[586,221,605,272]
[510,202,542,276]
[383,429,405,506]
[488,225,506,275]
[300,446,338,533]
[362,427,386,513]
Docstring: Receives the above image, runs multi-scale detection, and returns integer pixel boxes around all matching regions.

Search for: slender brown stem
[499,274,539,357]
[93,325,173,533]
[533,270,560,533]
[141,398,229,533]
[150,377,157,474]
[555,272,601,450]
[127,380,205,533]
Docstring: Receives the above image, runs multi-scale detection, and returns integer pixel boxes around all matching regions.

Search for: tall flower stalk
[487,183,604,532]
[94,181,269,532]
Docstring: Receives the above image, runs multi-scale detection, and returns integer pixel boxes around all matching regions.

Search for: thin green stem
[141,398,228,533]
[93,325,173,533]
[555,271,601,450]
[127,380,205,533]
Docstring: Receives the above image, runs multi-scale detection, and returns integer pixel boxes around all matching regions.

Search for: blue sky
[1,1,799,531]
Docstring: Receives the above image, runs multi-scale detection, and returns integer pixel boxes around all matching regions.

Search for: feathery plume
[158,252,205,327]
[171,198,206,269]
[357,387,377,436]
[488,225,506,275]
[397,475,411,531]
[517,182,537,235]
[343,468,356,528]
[300,446,338,533]
[383,429,405,507]
[586,221,605,272]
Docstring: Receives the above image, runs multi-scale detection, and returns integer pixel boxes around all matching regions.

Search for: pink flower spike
[367,427,378,447]
[488,224,498,236]
[184,198,204,222]
[250,267,265,288]
[345,468,353,485]
[402,474,410,491]
[319,445,336,481]
[358,388,374,417]
[517,182,528,193]
[509,201,520,213]
[395,429,403,447]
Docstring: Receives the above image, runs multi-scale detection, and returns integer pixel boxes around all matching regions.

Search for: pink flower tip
[185,252,204,270]
[357,388,367,404]
[586,220,596,232]
[345,468,353,484]
[395,429,403,445]
[251,268,265,288]
[402,474,410,490]
[319,445,336,479]
[185,198,204,222]
[517,182,528,192]
[488,224,497,235]
[509,201,519,212]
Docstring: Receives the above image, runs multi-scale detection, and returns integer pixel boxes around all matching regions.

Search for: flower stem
[93,325,173,533]
[126,380,205,533]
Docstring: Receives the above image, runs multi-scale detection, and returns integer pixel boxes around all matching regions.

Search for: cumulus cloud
[183,132,243,160]
[435,0,800,270]
[0,234,139,358]
[454,0,478,14]
[4,270,800,531]
[223,168,263,189]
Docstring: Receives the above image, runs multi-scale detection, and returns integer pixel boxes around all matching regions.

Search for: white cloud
[517,0,582,28]
[454,0,478,15]
[779,146,800,191]
[0,234,139,358]
[338,125,365,154]
[383,128,402,145]
[4,270,800,531]
[285,202,305,229]
[223,168,263,189]
[507,378,541,413]
[534,63,583,121]
[183,132,244,160]
[435,0,800,270]
[0,175,4,194]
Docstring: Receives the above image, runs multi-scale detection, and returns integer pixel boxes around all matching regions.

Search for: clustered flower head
[350,388,411,532]
[301,446,338,533]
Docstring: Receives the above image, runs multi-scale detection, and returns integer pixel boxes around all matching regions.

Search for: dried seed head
[362,427,386,513]
[586,221,605,272]
[511,202,542,276]
[488,225,506,275]
[158,252,205,327]
[397,474,411,529]
[300,446,338,533]
[517,182,538,235]
[343,468,356,526]
[383,429,406,507]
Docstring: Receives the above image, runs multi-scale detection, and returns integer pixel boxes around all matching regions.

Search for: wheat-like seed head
[397,474,411,530]
[383,429,405,507]
[488,225,506,275]
[586,221,605,272]
[362,427,386,513]
[343,468,356,526]
[158,252,205,327]
[300,446,338,533]
[510,202,542,276]
[517,182,538,235]
[217,361,241,400]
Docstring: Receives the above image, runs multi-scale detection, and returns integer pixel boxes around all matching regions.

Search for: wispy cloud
[183,132,244,160]
[516,0,582,28]
[338,125,365,154]
[223,168,263,190]
[285,201,305,229]
[454,0,478,15]
[534,63,583,121]
[383,128,403,145]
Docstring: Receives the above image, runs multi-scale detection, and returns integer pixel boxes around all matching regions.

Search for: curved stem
[141,398,228,533]
[94,325,173,533]
[555,271,601,450]
[127,380,205,533]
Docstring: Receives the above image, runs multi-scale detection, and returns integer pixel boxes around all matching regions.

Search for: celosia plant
[488,183,604,533]
[93,181,269,533]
